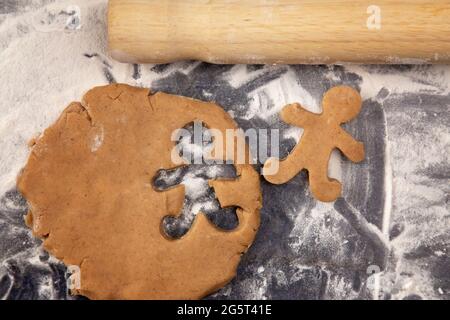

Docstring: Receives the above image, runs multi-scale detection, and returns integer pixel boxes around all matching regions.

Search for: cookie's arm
[280,103,317,127]
[336,130,365,163]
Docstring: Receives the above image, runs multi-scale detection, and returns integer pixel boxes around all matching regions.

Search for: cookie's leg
[263,146,304,184]
[308,165,342,202]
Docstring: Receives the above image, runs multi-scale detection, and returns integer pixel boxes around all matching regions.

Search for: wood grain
[108,0,450,64]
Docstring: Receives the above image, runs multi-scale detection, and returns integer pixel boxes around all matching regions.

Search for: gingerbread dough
[263,86,365,202]
[17,84,261,299]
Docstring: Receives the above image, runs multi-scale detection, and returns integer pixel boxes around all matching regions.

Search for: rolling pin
[108,0,450,64]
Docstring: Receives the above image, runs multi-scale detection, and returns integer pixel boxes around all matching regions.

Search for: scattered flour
[282,127,302,143]
[90,125,104,152]
[242,68,319,121]
[345,65,450,100]
[182,174,208,199]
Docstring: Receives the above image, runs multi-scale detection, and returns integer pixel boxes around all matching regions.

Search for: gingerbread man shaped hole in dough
[263,86,365,202]
[154,163,239,239]
[153,121,240,238]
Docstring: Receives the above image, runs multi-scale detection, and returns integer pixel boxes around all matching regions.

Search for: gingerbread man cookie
[263,86,365,202]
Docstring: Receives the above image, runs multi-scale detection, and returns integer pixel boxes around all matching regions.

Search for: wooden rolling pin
[108,0,450,64]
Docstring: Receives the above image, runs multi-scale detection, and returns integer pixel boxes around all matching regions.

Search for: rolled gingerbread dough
[17,84,261,299]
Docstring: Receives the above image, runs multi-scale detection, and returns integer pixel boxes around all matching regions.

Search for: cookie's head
[322,86,362,123]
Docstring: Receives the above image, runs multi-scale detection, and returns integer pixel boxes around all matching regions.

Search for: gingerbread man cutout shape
[263,86,365,202]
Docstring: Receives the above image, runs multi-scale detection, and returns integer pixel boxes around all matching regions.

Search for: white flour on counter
[345,65,450,100]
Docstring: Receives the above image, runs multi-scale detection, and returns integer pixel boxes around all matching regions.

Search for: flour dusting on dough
[90,126,104,152]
